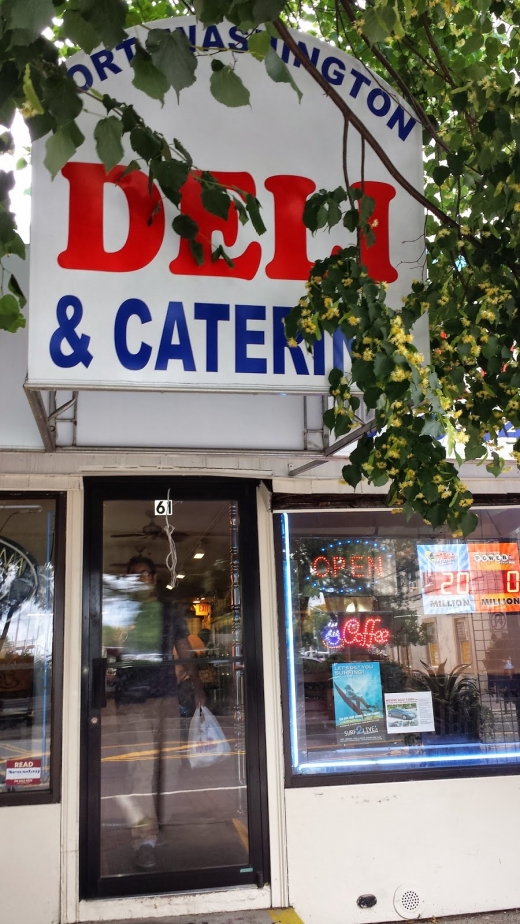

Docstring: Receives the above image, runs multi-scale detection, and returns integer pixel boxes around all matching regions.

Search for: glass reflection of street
[99,499,250,879]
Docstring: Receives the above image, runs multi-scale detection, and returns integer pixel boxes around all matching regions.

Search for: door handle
[91,657,107,709]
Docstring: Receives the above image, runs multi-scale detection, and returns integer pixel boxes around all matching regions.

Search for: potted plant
[409,660,481,741]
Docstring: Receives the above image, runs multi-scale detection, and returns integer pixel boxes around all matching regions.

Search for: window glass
[0,499,58,794]
[98,499,249,878]
[279,506,520,777]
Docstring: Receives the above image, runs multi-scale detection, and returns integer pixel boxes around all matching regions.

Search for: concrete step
[82,909,305,924]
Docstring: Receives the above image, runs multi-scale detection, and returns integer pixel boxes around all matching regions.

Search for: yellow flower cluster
[390,367,410,382]
[322,297,340,320]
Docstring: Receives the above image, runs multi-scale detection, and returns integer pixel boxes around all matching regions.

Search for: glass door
[81,478,268,899]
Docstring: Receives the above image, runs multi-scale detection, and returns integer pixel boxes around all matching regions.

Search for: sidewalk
[84,908,520,924]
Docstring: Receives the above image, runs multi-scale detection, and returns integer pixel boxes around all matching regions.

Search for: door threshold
[80,909,304,924]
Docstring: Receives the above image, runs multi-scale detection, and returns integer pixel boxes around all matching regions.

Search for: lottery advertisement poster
[417,544,474,615]
[467,542,520,613]
[417,541,520,615]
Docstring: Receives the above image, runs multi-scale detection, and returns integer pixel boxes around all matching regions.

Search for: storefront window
[0,497,62,797]
[278,505,520,779]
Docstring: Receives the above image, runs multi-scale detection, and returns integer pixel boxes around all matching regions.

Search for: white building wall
[0,254,43,450]
[0,802,61,924]
[285,775,520,924]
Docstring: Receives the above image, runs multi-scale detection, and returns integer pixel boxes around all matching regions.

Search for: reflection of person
[114,556,205,872]
[335,682,376,715]
[174,633,206,719]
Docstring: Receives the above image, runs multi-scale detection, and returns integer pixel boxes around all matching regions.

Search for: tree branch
[340,0,449,82]
[337,0,450,154]
[420,13,455,87]
[274,18,462,232]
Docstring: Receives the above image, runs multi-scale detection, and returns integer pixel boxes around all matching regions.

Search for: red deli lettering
[58,163,397,283]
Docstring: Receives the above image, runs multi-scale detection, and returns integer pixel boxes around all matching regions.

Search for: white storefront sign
[28,17,424,393]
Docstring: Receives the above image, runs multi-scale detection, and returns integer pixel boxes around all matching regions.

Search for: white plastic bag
[188,705,231,768]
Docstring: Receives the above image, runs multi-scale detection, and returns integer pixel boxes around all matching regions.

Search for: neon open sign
[303,539,397,595]
[311,554,387,581]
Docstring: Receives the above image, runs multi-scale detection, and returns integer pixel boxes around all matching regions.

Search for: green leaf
[7,0,55,35]
[130,126,162,162]
[44,125,83,179]
[432,165,451,185]
[343,209,359,232]
[464,437,487,461]
[420,415,444,438]
[363,5,397,43]
[234,197,248,225]
[173,138,193,167]
[120,160,140,178]
[120,105,140,133]
[393,8,405,38]
[210,65,250,107]
[8,273,26,309]
[323,408,336,430]
[303,194,325,232]
[200,175,231,220]
[252,0,285,22]
[0,170,15,199]
[146,29,197,101]
[25,112,55,143]
[173,214,198,240]
[212,243,234,266]
[152,160,190,205]
[78,0,127,49]
[0,210,15,247]
[341,463,362,488]
[193,0,228,26]
[479,110,496,136]
[248,30,271,61]
[94,117,124,173]
[372,472,389,487]
[486,451,504,477]
[131,45,169,103]
[459,512,478,537]
[359,195,375,223]
[61,10,100,53]
[245,193,267,234]
[264,46,302,101]
[374,352,394,377]
[190,239,204,266]
[4,231,25,259]
[481,335,498,359]
[0,293,25,333]
[46,74,83,127]
[0,98,16,130]
[23,65,44,116]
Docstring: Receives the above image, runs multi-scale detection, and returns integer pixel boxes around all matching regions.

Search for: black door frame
[80,476,270,900]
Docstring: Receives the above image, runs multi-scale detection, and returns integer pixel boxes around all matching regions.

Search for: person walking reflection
[114,556,205,872]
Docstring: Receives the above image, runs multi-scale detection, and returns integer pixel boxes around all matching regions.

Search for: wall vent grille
[393,883,424,919]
